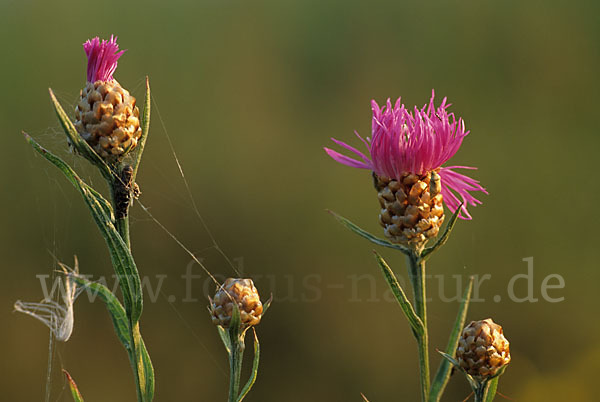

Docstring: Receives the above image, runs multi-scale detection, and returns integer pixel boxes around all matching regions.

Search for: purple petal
[439,167,487,220]
[330,137,371,165]
[324,148,371,169]
[83,35,125,82]
[367,92,472,177]
[325,92,487,222]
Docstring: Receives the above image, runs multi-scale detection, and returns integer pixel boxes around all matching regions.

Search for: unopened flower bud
[456,318,511,378]
[374,170,445,245]
[74,36,141,162]
[210,278,263,329]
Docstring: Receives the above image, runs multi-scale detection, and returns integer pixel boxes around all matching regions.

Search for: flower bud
[374,170,445,245]
[209,278,263,329]
[456,318,511,378]
[74,36,141,162]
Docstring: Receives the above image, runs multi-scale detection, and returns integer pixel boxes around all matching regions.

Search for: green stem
[474,381,489,402]
[407,252,430,402]
[228,334,245,402]
[116,216,131,249]
[110,179,144,402]
[44,331,54,402]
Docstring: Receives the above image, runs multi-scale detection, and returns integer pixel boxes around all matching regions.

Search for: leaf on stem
[68,274,131,350]
[421,203,463,261]
[327,210,411,255]
[237,328,260,402]
[132,77,151,182]
[48,89,115,181]
[63,370,85,402]
[437,350,460,368]
[373,251,424,336]
[228,301,242,339]
[218,325,232,354]
[262,294,273,316]
[483,365,507,402]
[429,276,474,401]
[24,133,143,323]
[132,323,155,402]
[438,351,479,391]
[68,271,155,401]
[483,377,499,402]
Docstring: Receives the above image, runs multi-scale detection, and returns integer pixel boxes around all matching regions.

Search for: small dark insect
[114,165,140,219]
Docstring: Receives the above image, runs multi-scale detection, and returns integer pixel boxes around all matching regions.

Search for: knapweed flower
[209,278,263,329]
[324,91,487,245]
[456,318,511,379]
[74,36,141,162]
[14,262,80,342]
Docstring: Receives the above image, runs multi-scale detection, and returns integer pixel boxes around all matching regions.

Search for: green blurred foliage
[1,0,598,401]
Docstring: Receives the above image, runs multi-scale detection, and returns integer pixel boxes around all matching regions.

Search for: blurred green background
[2,0,598,401]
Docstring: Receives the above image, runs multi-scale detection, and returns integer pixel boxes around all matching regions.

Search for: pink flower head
[83,35,125,83]
[324,91,488,219]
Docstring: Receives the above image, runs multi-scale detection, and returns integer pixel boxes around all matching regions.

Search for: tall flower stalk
[21,36,153,401]
[209,278,272,402]
[325,92,508,401]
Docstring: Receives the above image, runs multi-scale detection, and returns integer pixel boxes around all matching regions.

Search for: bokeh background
[2,1,599,401]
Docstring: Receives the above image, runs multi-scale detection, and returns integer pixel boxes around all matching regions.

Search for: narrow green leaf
[483,377,499,402]
[421,203,463,261]
[327,210,411,255]
[132,77,151,182]
[228,302,242,339]
[237,329,260,402]
[483,365,507,402]
[218,325,232,354]
[63,370,85,402]
[262,294,273,316]
[140,341,155,402]
[430,277,474,401]
[70,274,154,402]
[24,133,143,323]
[373,252,423,336]
[69,274,131,350]
[48,89,115,181]
[87,185,116,222]
[69,274,132,350]
[438,351,480,390]
[437,351,460,369]
[133,324,155,402]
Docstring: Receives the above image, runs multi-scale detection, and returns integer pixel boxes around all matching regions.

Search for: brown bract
[374,170,445,245]
[210,278,263,328]
[75,80,141,161]
[456,318,511,378]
